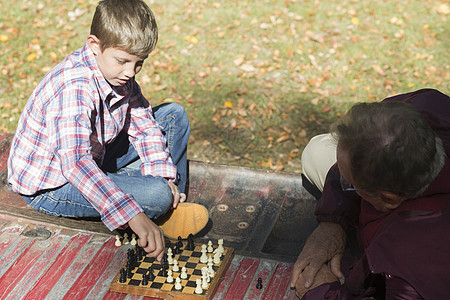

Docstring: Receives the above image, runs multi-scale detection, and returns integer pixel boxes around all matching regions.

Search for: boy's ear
[87,35,101,56]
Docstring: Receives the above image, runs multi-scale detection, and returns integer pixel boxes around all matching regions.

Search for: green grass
[1,0,449,172]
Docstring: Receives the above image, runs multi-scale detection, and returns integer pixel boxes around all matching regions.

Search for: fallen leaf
[224,101,233,108]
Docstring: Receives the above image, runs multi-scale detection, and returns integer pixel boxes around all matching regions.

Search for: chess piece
[195,278,203,294]
[130,234,137,246]
[213,251,221,264]
[180,266,188,279]
[123,233,129,244]
[256,277,263,289]
[217,238,224,253]
[174,277,182,290]
[172,259,179,272]
[167,248,174,264]
[141,273,149,286]
[148,268,155,281]
[186,234,195,251]
[200,244,208,263]
[207,240,213,253]
[177,236,183,249]
[119,268,127,283]
[166,270,174,283]
[202,274,209,288]
[115,235,121,247]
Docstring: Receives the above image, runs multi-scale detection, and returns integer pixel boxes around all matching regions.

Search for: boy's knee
[139,178,173,219]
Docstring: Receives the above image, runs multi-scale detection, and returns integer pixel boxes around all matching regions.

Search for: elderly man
[290,89,450,299]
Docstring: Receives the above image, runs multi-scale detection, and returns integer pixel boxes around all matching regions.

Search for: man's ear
[380,191,407,210]
[87,35,101,56]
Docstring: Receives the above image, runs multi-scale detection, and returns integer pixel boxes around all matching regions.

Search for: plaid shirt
[8,43,177,230]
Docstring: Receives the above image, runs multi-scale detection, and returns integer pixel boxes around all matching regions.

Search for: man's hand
[167,181,186,208]
[128,212,165,261]
[294,263,340,299]
[290,222,346,290]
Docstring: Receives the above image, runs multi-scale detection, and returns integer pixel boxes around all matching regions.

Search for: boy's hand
[128,212,165,260]
[167,181,186,208]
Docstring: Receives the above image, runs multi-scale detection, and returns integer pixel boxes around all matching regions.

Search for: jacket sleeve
[315,164,361,230]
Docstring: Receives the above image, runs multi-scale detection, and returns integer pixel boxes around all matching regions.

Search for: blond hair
[90,0,158,58]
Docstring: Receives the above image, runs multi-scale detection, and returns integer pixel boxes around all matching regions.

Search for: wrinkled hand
[290,222,346,290]
[167,181,186,208]
[128,212,165,261]
[295,263,340,299]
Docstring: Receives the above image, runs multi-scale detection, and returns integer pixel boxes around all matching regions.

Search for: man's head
[334,101,446,211]
[90,0,158,58]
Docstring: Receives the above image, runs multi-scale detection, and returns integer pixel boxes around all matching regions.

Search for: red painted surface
[63,237,119,299]
[262,263,296,300]
[24,233,92,299]
[243,260,274,299]
[222,257,261,300]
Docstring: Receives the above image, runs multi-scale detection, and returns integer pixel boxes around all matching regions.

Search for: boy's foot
[157,202,209,239]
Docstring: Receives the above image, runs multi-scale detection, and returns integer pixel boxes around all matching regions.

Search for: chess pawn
[172,259,179,272]
[195,278,203,294]
[115,235,122,247]
[217,238,224,253]
[200,244,208,263]
[123,233,129,244]
[202,274,209,288]
[166,270,174,283]
[130,234,137,246]
[180,266,188,279]
[174,277,182,290]
[213,251,221,264]
[207,240,214,253]
[208,262,215,278]
[167,248,174,264]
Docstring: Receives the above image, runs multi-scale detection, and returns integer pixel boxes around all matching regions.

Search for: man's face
[95,47,145,86]
[336,144,405,212]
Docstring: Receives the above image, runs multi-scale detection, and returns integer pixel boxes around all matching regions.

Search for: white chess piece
[166,270,174,283]
[174,277,182,290]
[195,278,203,294]
[123,233,129,244]
[130,234,137,246]
[217,238,224,253]
[167,248,174,264]
[180,266,188,279]
[200,244,208,263]
[207,240,213,253]
[115,235,121,247]
[202,274,209,288]
[172,259,179,272]
[208,260,215,278]
[213,251,221,264]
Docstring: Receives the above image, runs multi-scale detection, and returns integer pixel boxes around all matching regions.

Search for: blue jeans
[23,103,190,220]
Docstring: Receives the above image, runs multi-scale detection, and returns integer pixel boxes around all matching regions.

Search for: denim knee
[136,177,173,219]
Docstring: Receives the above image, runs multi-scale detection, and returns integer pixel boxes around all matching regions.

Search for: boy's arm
[47,88,143,231]
[126,84,177,181]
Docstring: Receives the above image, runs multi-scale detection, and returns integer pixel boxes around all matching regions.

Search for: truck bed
[0,132,316,299]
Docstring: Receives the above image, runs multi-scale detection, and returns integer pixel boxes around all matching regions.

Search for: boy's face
[88,35,146,86]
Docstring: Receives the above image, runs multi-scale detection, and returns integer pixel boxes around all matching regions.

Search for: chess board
[110,240,234,299]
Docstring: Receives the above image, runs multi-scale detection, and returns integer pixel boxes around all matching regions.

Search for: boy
[7,0,207,261]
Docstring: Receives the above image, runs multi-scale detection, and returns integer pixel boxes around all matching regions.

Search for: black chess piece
[256,277,263,289]
[119,268,127,283]
[177,236,183,249]
[160,267,167,277]
[186,234,195,251]
[148,267,155,281]
[126,265,133,278]
[141,273,149,286]
[136,248,143,261]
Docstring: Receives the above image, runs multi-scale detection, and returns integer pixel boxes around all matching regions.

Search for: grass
[0,0,449,172]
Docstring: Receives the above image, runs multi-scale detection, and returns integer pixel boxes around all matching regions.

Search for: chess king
[7,0,209,261]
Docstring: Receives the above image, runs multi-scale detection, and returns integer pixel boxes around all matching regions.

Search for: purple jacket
[304,89,450,299]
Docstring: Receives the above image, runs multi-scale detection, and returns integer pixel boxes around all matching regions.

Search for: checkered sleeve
[47,85,144,230]
[127,85,177,181]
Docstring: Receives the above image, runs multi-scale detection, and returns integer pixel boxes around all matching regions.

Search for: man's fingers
[302,262,322,288]
[330,254,343,278]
